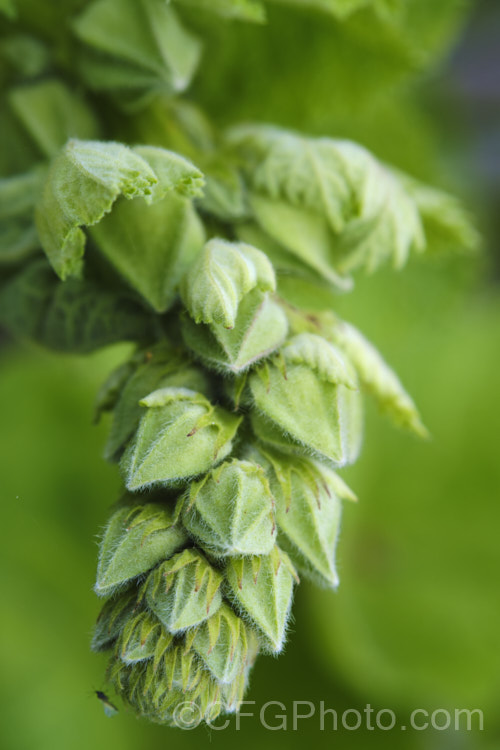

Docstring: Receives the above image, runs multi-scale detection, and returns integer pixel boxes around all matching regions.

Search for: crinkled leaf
[399,175,481,255]
[228,125,448,277]
[132,146,205,200]
[146,549,223,633]
[329,318,428,436]
[73,0,201,94]
[0,260,155,352]
[121,388,242,490]
[96,502,188,596]
[36,139,202,281]
[9,80,99,159]
[90,192,205,312]
[181,238,275,328]
[181,459,276,557]
[225,546,297,653]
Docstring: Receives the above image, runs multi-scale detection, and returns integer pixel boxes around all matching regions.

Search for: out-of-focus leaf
[0,0,16,19]
[0,167,45,265]
[266,0,399,21]
[229,125,430,278]
[73,0,201,99]
[0,260,155,352]
[8,80,99,159]
[175,0,265,22]
[0,34,50,77]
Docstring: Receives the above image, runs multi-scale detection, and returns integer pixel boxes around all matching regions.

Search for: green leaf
[0,260,155,352]
[265,0,398,21]
[73,0,201,95]
[0,34,50,77]
[90,192,205,312]
[174,0,266,22]
[0,167,46,265]
[328,318,428,437]
[104,345,210,461]
[146,549,223,633]
[8,80,99,159]
[228,125,454,278]
[132,146,205,200]
[225,546,297,653]
[181,238,276,328]
[0,0,17,19]
[249,333,363,465]
[121,388,242,490]
[96,501,188,596]
[36,139,203,281]
[399,175,481,255]
[181,459,276,557]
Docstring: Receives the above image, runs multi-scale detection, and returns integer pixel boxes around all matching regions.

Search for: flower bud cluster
[93,238,415,725]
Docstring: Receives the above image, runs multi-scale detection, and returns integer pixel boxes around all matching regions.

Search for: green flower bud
[180,239,288,373]
[91,590,137,652]
[121,388,242,491]
[117,609,165,664]
[254,446,356,587]
[109,647,225,727]
[146,549,223,633]
[189,603,259,684]
[249,333,363,466]
[180,238,276,329]
[181,459,276,557]
[181,290,288,373]
[225,546,298,653]
[103,344,210,461]
[95,501,188,596]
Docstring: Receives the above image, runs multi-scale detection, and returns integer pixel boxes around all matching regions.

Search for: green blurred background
[1,1,499,748]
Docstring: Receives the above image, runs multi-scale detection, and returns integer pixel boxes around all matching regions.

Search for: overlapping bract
[91,235,431,724]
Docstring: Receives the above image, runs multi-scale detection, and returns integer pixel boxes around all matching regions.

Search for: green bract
[250,333,362,465]
[121,388,242,490]
[181,238,288,372]
[181,459,276,557]
[0,0,479,728]
[95,501,188,596]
